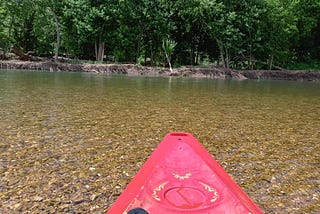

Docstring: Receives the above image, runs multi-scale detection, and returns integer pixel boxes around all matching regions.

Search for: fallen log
[12,46,39,61]
[0,53,8,60]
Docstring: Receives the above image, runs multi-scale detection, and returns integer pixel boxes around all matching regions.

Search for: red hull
[108,132,263,213]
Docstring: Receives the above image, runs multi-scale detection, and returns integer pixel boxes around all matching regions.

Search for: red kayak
[107,132,263,213]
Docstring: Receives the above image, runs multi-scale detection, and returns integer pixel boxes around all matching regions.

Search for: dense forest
[0,0,319,70]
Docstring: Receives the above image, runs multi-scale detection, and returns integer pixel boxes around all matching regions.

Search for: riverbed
[0,70,319,213]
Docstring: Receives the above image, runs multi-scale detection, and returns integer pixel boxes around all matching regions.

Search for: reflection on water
[0,70,319,213]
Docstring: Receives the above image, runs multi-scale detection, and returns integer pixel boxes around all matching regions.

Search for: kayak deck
[107,132,263,213]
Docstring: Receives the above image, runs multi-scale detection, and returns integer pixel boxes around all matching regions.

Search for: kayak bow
[107,132,263,214]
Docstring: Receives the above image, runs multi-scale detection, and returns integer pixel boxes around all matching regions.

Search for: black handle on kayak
[127,207,149,214]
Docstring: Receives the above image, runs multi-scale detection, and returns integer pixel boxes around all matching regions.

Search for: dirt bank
[1,60,319,81]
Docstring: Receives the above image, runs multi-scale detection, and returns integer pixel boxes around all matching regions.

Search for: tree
[1,0,36,54]
[293,0,320,61]
[173,0,221,65]
[63,0,120,62]
[162,38,177,72]
[88,0,118,62]
[111,0,147,63]
[235,0,268,69]
[34,0,65,61]
[139,0,175,66]
[48,1,63,62]
[1,0,318,68]
[0,1,10,55]
[207,1,240,69]
[265,0,298,68]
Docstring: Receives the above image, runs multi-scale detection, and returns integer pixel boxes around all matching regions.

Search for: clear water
[0,70,319,213]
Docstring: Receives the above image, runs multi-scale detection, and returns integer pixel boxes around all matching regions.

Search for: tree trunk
[225,48,230,69]
[162,39,174,72]
[163,47,173,72]
[12,46,31,61]
[269,54,274,70]
[150,43,154,66]
[195,48,199,65]
[96,25,105,62]
[216,39,227,68]
[218,43,227,68]
[50,7,60,62]
[190,42,195,65]
[136,36,141,64]
[220,48,225,68]
[5,15,15,55]
[96,41,105,62]
[249,43,254,70]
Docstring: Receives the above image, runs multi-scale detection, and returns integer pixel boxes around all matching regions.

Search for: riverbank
[1,60,319,81]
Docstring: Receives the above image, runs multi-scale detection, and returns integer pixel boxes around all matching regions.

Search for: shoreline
[1,60,319,81]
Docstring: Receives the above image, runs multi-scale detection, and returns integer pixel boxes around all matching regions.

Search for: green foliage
[287,60,320,70]
[0,2,8,51]
[1,0,319,69]
[263,0,299,68]
[162,38,177,70]
[292,0,320,61]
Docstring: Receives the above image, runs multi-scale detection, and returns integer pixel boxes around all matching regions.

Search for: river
[0,70,319,213]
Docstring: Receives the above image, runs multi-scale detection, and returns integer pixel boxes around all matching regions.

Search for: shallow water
[0,70,319,213]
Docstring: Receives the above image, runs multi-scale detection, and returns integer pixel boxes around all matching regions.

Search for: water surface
[0,71,319,213]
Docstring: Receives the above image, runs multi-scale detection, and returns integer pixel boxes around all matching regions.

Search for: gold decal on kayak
[199,182,219,202]
[152,182,168,201]
[172,172,192,180]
